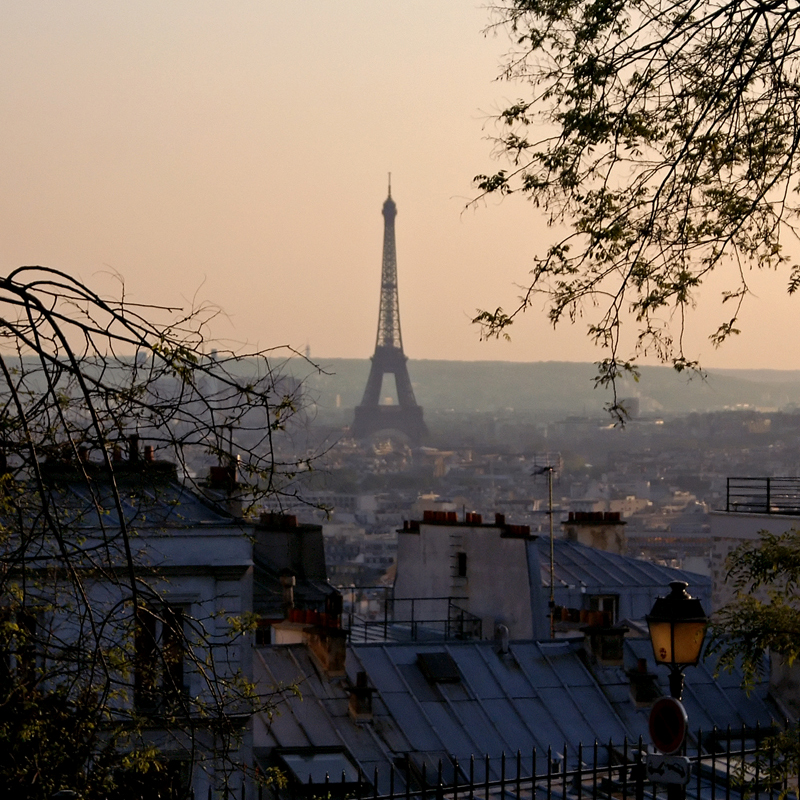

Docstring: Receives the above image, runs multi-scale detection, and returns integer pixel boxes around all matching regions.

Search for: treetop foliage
[475,0,800,412]
[708,528,800,785]
[710,529,800,686]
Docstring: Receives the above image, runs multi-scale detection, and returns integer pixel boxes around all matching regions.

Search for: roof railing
[726,477,800,515]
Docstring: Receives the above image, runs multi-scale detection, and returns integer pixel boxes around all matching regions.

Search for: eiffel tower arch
[352,181,427,443]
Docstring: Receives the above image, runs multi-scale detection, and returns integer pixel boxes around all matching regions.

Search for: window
[273,747,368,795]
[588,594,618,624]
[456,552,467,578]
[134,603,188,712]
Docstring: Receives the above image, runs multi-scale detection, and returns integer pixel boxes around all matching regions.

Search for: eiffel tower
[352,180,427,443]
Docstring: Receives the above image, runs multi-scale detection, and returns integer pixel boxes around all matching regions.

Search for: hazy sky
[3,2,799,370]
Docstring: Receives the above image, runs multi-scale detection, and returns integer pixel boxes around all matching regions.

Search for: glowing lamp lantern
[646,581,708,700]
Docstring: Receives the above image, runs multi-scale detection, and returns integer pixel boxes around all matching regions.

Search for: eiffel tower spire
[352,182,427,442]
[375,178,401,351]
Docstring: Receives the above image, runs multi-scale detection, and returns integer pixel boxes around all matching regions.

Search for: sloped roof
[254,636,775,791]
[52,479,234,530]
[536,537,710,591]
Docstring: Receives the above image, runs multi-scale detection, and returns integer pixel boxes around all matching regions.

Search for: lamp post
[645,582,708,800]
[646,580,708,700]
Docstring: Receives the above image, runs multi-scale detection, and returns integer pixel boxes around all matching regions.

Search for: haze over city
[3,1,799,371]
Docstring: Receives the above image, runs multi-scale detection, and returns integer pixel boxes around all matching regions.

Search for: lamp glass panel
[672,621,706,665]
[648,620,674,664]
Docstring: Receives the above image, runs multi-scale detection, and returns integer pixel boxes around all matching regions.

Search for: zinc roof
[253,636,775,790]
[536,537,710,592]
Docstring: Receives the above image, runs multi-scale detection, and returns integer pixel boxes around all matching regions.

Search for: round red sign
[648,697,688,755]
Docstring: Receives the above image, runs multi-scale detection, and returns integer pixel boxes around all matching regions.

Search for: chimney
[144,445,154,462]
[128,434,139,463]
[306,625,347,678]
[627,658,660,706]
[563,511,626,554]
[582,623,628,665]
[348,670,375,722]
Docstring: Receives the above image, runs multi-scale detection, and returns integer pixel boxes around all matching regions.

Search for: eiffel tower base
[352,403,427,444]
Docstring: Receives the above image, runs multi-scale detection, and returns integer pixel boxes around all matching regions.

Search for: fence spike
[622,737,628,800]
[470,753,475,800]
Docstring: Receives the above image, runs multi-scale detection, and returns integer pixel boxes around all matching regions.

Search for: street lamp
[646,581,708,700]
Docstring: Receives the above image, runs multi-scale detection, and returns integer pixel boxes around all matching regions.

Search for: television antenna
[532,454,561,639]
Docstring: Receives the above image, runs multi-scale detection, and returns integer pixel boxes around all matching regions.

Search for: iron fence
[726,477,800,515]
[272,724,797,800]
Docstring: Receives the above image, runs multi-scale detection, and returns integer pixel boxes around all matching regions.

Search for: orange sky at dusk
[2,2,799,371]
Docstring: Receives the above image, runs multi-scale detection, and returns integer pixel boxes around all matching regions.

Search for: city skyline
[2,2,800,370]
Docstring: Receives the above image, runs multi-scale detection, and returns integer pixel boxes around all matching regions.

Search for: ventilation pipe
[496,623,510,655]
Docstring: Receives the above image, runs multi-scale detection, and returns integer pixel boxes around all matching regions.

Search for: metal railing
[338,586,482,643]
[274,723,796,800]
[726,477,800,514]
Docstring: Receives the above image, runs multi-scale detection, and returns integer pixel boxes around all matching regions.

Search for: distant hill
[290,359,800,420]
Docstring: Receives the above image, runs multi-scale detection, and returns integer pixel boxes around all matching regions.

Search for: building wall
[394,523,538,639]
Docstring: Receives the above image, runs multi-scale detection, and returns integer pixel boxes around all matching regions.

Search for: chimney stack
[348,670,375,721]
